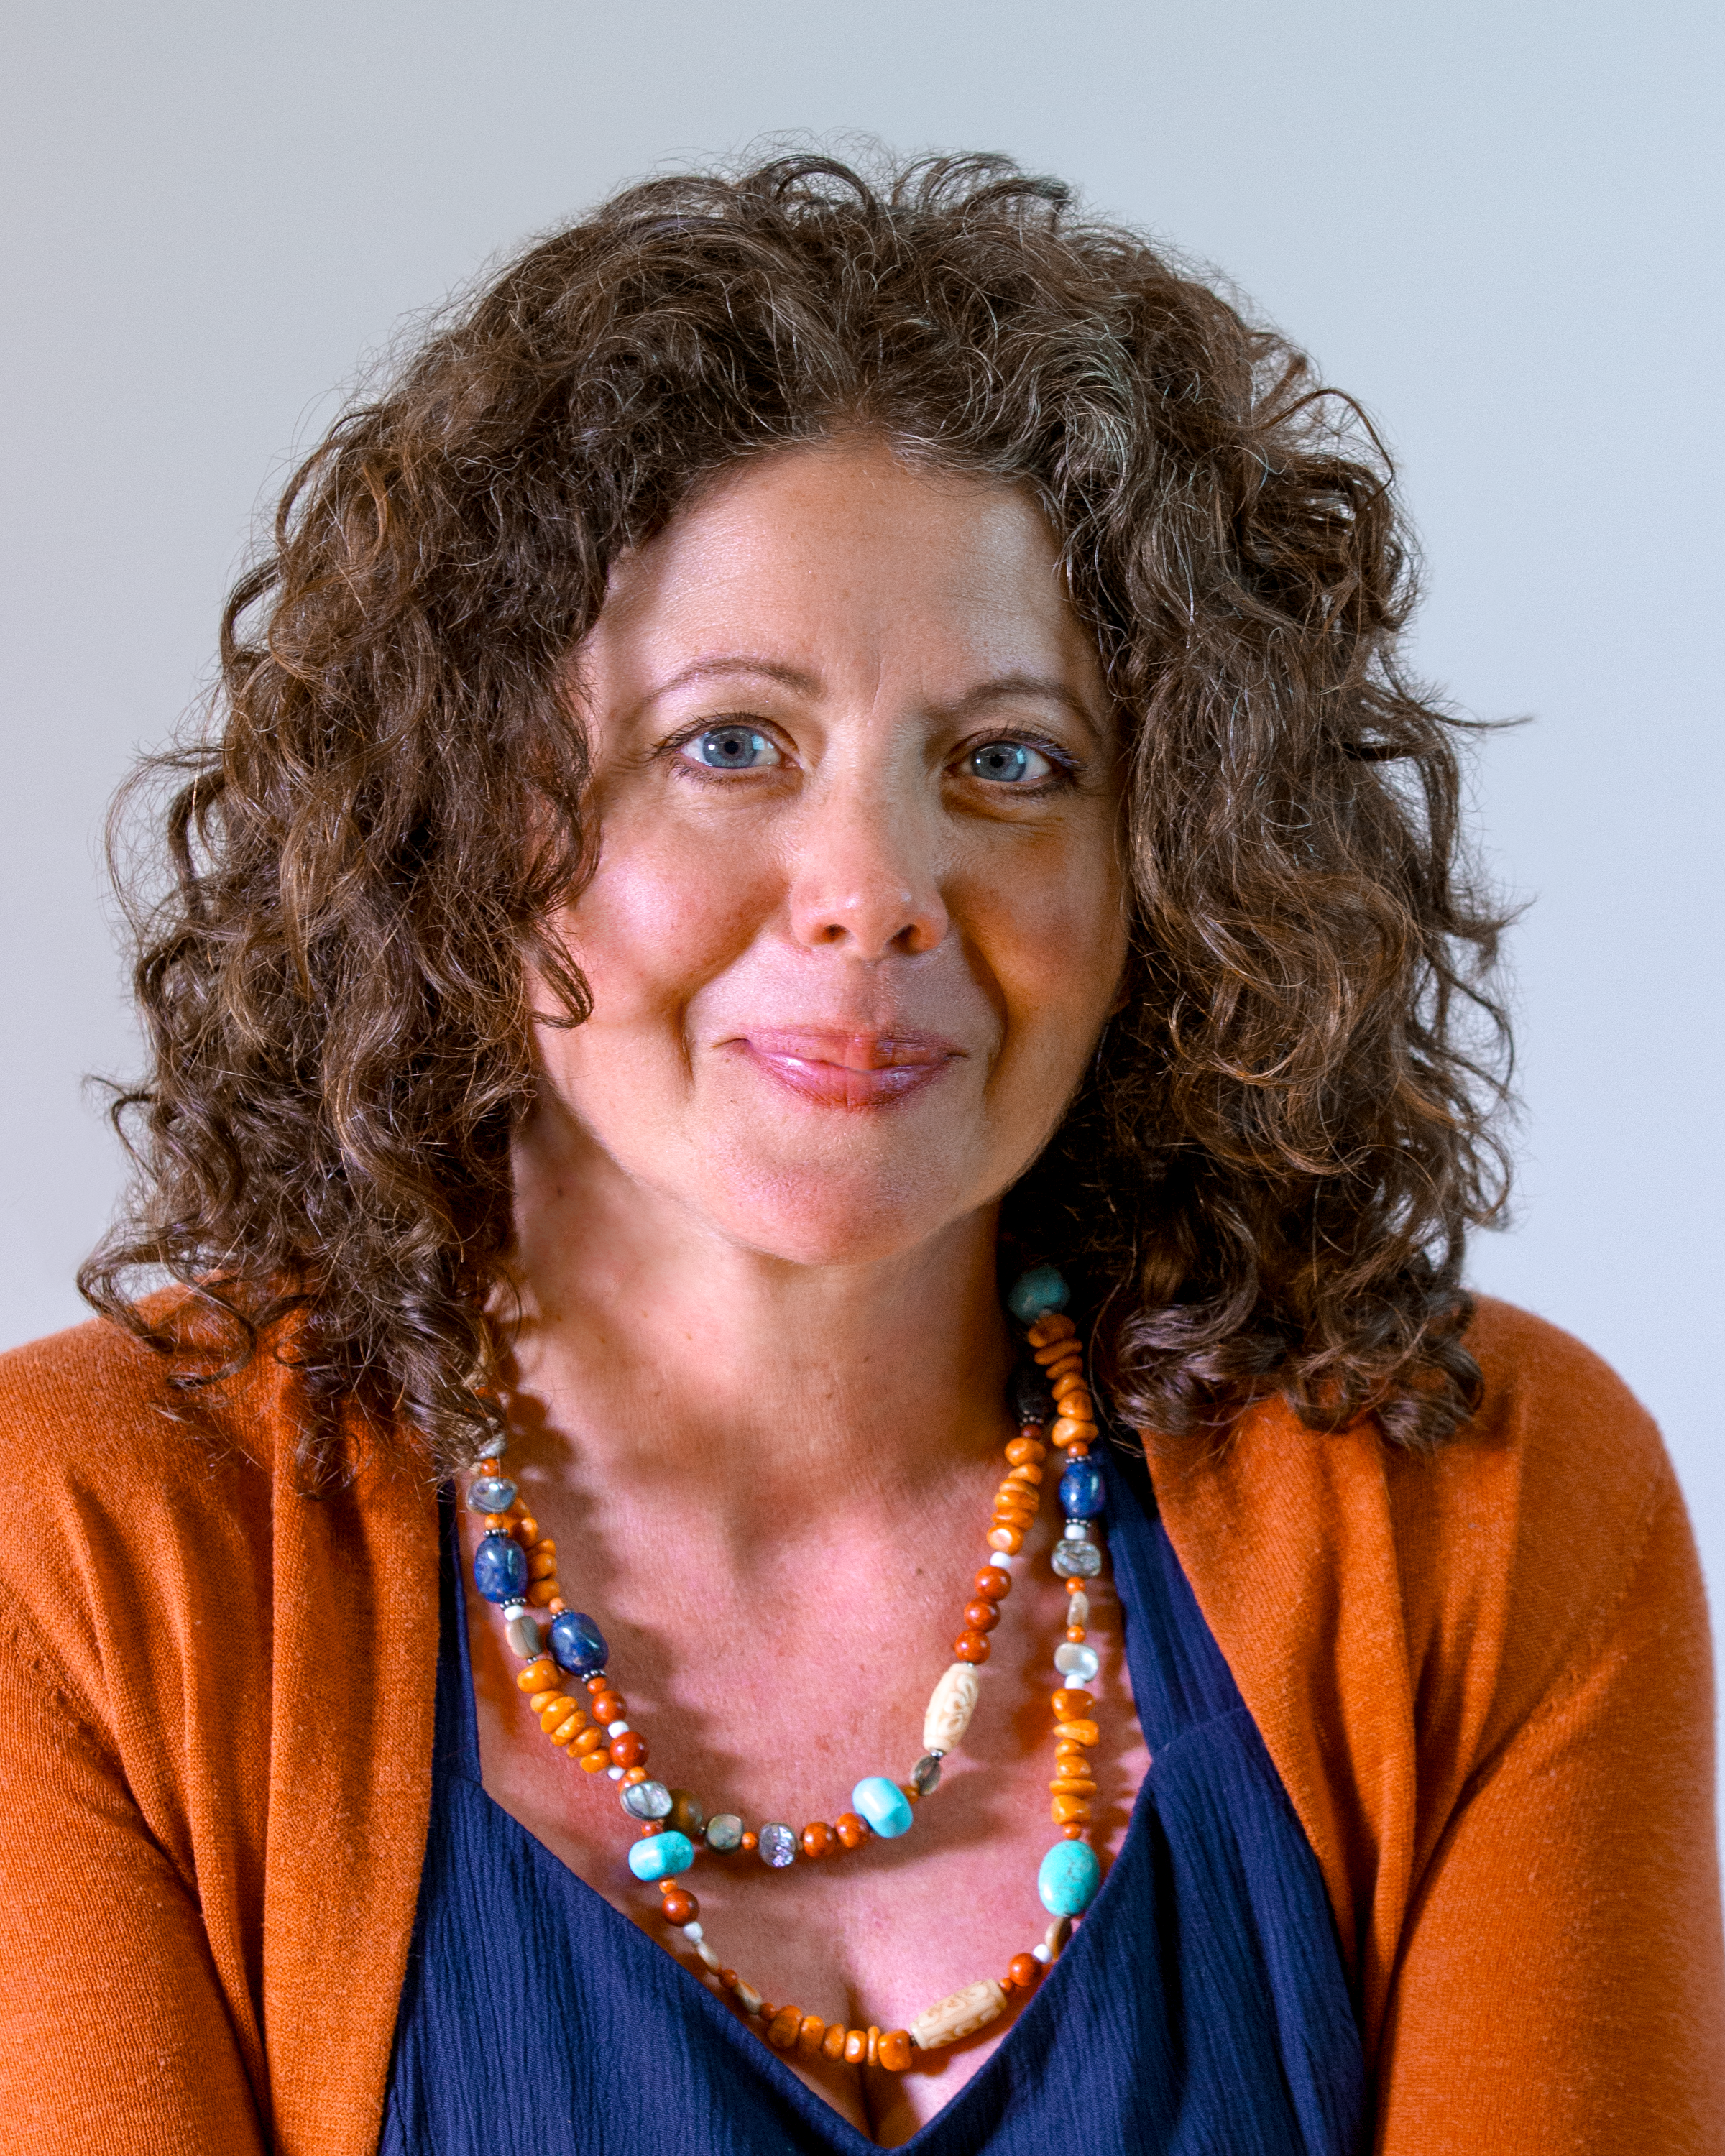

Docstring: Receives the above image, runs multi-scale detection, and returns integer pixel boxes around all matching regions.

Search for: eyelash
[661,719,1082,793]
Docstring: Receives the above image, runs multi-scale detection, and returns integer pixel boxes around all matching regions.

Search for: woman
[0,154,1717,2154]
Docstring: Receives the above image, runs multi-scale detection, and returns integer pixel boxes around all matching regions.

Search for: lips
[728,1028,964,1109]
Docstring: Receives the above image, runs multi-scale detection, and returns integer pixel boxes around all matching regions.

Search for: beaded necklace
[464,1266,1109,2076]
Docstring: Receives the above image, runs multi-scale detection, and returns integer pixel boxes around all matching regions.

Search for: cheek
[560,814,770,1022]
[976,831,1126,1051]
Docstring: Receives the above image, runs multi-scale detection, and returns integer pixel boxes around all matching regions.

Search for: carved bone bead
[922,1662,981,1754]
[908,1978,1008,2051]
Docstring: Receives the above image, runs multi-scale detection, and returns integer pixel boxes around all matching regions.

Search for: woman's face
[536,438,1128,1268]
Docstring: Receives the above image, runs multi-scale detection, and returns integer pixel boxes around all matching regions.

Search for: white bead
[607,1765,624,1779]
[908,1978,1008,2051]
[923,1662,981,1754]
[681,1920,703,1940]
[988,1551,1015,1570]
[1031,1943,1052,1963]
[1054,1641,1100,1685]
[500,1600,528,1622]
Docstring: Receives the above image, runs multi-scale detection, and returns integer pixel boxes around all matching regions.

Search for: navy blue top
[381,1446,1366,2154]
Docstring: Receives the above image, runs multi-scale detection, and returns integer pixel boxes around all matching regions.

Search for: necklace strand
[466,1267,1108,2073]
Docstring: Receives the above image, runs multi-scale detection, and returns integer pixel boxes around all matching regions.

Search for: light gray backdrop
[4,0,1720,1821]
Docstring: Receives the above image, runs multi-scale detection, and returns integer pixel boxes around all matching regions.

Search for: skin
[463,438,1146,2145]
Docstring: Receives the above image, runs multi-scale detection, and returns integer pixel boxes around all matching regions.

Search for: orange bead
[515,1516,539,1544]
[527,1580,561,1606]
[549,1713,587,1746]
[610,1731,647,1769]
[954,1630,990,1663]
[573,1725,608,1755]
[1054,1718,1099,1746]
[876,2030,913,2073]
[1052,1794,1092,1824]
[518,1657,560,1692]
[591,1691,627,1726]
[578,1749,610,1772]
[801,1821,834,1859]
[661,1887,698,1925]
[1050,1417,1096,1450]
[1052,1776,1098,1795]
[835,1812,868,1849]
[741,1831,758,1853]
[1004,1437,1046,1467]
[963,1600,1000,1633]
[622,1766,648,1785]
[986,1526,1024,1554]
[766,2006,802,2050]
[483,1513,509,1531]
[546,1596,567,1614]
[865,2027,881,2066]
[1005,1463,1043,1488]
[1028,1312,1076,1347]
[821,2022,847,2061]
[1066,1626,1087,1643]
[1051,1690,1093,1720]
[796,2014,826,2058]
[1008,1953,1041,1990]
[972,1567,1011,1601]
[527,1550,558,1580]
[844,2027,869,2065]
[1061,1822,1086,1838]
[1051,1368,1090,1400]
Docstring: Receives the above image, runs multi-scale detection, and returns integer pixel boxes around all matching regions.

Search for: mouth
[727,1029,965,1110]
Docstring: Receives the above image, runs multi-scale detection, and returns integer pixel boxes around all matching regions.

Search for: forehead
[581,440,1105,701]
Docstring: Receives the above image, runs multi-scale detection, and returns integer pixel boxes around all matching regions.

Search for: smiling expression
[533,438,1130,1267]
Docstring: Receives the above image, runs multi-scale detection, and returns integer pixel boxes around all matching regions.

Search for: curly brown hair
[83,150,1509,1475]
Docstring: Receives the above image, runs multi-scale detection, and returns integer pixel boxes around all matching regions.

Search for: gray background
[4,1,1720,1822]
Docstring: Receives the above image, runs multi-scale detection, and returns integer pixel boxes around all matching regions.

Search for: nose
[786,778,949,959]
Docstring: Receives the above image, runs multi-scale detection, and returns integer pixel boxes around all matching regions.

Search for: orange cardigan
[0,1296,1718,2153]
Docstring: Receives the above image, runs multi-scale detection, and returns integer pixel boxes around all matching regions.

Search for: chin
[696,1153,983,1270]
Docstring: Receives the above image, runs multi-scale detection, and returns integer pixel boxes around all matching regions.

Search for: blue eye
[681,726,781,770]
[967,740,1054,785]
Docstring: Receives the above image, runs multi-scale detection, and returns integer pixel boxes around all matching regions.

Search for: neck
[502,1110,1018,1524]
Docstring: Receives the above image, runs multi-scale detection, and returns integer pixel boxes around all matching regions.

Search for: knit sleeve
[0,1595,269,2156]
[1373,1465,1725,2155]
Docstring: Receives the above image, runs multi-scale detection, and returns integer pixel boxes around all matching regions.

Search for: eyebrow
[642,656,822,704]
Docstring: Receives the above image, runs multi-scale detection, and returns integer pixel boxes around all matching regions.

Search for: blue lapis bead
[1038,1836,1101,1917]
[466,1475,517,1514]
[1059,1457,1105,1519]
[627,1830,694,1883]
[1007,1266,1070,1324]
[852,1775,915,1838]
[548,1608,609,1677]
[472,1531,528,1604]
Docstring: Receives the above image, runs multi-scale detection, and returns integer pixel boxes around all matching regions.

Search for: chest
[456,1475,1150,2145]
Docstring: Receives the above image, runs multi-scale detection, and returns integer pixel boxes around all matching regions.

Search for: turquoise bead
[627,1830,694,1882]
[1037,1836,1101,1916]
[851,1774,914,1838]
[1008,1266,1070,1323]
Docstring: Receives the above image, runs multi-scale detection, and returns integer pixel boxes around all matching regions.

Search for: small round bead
[801,1821,834,1859]
[835,1812,869,1848]
[766,2007,802,2051]
[1061,1822,1086,1838]
[590,1690,627,1726]
[843,2028,868,2065]
[660,1887,698,1925]
[740,1831,758,1852]
[963,1600,1000,1633]
[758,1821,798,1867]
[1008,1953,1041,1991]
[877,2030,914,2073]
[610,1730,648,1770]
[1004,1437,1046,1467]
[1054,1642,1100,1686]
[954,1630,990,1663]
[821,2023,847,2061]
[972,1567,1011,1601]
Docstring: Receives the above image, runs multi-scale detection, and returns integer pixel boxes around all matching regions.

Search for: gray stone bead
[620,1778,673,1821]
[505,1614,543,1659]
[757,1820,798,1868]
[1051,1537,1103,1577]
[704,1812,744,1853]
[466,1475,518,1514]
[910,1753,943,1796]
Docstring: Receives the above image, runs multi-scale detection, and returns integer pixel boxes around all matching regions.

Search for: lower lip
[733,1043,957,1110]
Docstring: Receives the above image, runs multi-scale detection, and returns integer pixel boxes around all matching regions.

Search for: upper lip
[730,1028,965,1068]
